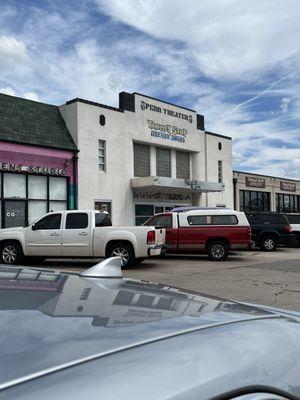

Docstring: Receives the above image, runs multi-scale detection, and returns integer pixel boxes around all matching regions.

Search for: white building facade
[60,92,233,225]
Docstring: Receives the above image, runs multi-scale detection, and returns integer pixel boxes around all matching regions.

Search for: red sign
[246,177,265,188]
[280,182,296,192]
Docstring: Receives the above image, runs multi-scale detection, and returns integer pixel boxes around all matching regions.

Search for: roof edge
[205,131,232,140]
[233,170,300,182]
[66,98,123,113]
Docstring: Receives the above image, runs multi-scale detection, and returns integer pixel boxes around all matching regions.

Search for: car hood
[0,266,292,391]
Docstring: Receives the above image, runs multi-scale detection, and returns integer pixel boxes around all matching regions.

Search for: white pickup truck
[0,210,166,267]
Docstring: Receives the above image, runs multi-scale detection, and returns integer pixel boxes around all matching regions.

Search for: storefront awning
[131,176,224,194]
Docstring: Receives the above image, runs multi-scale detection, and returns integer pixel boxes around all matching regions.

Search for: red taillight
[248,227,252,240]
[147,230,156,245]
[284,225,293,233]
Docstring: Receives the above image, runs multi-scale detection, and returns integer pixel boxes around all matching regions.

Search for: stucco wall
[61,93,233,225]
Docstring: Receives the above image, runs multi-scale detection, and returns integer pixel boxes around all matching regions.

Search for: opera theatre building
[60,92,233,225]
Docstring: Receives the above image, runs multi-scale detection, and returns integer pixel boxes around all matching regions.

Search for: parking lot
[36,247,300,311]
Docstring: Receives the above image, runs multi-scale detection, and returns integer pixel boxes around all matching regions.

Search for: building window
[276,193,300,213]
[218,142,222,151]
[0,173,68,227]
[156,148,171,177]
[135,204,154,225]
[99,115,105,126]
[133,143,150,177]
[176,151,190,179]
[218,160,223,183]
[239,190,270,212]
[98,140,106,171]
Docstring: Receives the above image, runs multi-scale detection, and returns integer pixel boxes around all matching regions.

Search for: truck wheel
[207,241,228,261]
[260,236,277,251]
[108,243,135,268]
[0,241,23,265]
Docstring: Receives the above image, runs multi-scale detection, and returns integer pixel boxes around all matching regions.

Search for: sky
[0,0,300,178]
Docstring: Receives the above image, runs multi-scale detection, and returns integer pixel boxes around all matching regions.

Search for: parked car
[0,257,300,399]
[283,213,300,247]
[144,207,252,261]
[0,210,166,267]
[245,212,294,251]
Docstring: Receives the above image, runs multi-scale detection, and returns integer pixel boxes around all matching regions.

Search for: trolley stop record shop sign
[0,162,67,176]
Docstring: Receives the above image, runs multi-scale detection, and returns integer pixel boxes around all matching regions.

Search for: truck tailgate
[155,228,166,245]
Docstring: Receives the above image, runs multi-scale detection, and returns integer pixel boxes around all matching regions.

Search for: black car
[245,212,294,251]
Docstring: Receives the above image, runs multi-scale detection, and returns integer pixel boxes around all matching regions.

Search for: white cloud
[0,35,29,72]
[23,92,39,101]
[96,0,300,79]
[0,86,16,96]
[280,97,291,113]
[0,86,39,102]
[0,1,299,179]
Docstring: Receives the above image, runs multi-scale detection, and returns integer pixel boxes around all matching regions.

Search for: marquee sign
[133,192,192,202]
[0,162,67,176]
[280,181,296,192]
[147,119,187,143]
[141,100,193,124]
[245,176,265,188]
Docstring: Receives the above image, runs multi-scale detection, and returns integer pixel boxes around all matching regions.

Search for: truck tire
[207,241,228,261]
[260,236,278,251]
[107,242,135,268]
[0,241,23,265]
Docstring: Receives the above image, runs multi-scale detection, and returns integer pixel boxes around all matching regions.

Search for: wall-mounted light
[65,159,70,167]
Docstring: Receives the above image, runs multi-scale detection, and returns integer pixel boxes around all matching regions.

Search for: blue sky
[0,0,300,178]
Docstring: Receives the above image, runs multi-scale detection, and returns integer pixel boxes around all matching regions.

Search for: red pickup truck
[144,207,252,261]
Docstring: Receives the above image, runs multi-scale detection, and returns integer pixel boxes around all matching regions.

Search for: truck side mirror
[32,223,37,231]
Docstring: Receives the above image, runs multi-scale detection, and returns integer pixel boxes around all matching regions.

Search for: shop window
[49,201,68,212]
[4,200,26,228]
[156,147,171,177]
[276,193,300,213]
[98,140,106,171]
[240,190,270,212]
[28,175,47,199]
[176,151,190,179]
[3,173,26,198]
[135,204,154,225]
[218,160,223,183]
[134,143,150,177]
[28,201,47,225]
[49,177,67,200]
[66,213,88,229]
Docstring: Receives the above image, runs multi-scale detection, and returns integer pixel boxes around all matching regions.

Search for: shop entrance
[4,200,26,228]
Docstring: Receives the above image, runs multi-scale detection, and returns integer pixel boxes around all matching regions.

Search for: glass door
[4,200,26,228]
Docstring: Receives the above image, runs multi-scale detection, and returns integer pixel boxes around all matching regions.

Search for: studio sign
[141,100,193,124]
[0,162,66,176]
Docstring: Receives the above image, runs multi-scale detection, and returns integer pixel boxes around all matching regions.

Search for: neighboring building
[233,170,300,213]
[0,94,77,228]
[60,92,233,225]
